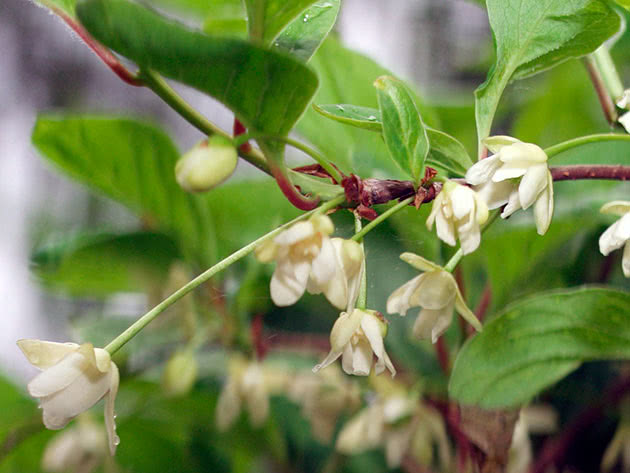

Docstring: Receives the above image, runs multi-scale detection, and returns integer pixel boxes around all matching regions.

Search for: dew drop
[113,435,121,446]
[303,14,309,22]
[367,115,376,121]
[336,105,345,111]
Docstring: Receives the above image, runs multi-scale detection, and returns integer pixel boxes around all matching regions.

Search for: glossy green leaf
[32,115,217,264]
[375,76,429,182]
[313,103,472,176]
[297,37,436,178]
[272,0,340,62]
[31,231,180,296]
[615,0,630,10]
[313,104,383,131]
[244,0,316,43]
[449,288,630,407]
[476,0,620,145]
[32,0,75,17]
[76,0,318,137]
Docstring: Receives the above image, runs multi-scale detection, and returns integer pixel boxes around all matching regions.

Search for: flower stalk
[104,195,345,355]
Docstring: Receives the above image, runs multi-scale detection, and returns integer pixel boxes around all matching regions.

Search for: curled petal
[400,253,442,273]
[413,305,453,343]
[454,287,482,332]
[482,135,521,153]
[435,209,457,247]
[17,340,80,370]
[619,111,630,133]
[361,314,395,377]
[519,164,548,210]
[497,142,547,164]
[600,214,630,255]
[104,363,120,455]
[387,275,424,316]
[600,201,630,216]
[465,155,502,185]
[330,310,363,352]
[501,189,522,218]
[533,171,554,235]
[270,257,310,306]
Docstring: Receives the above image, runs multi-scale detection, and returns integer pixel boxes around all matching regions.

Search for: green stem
[354,213,367,310]
[256,135,343,184]
[104,195,345,355]
[593,46,624,102]
[351,197,414,242]
[545,133,630,159]
[443,210,501,273]
[138,69,271,175]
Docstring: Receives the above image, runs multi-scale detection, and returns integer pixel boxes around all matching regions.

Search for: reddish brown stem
[250,314,268,360]
[435,336,450,375]
[271,164,320,210]
[551,165,630,181]
[474,284,492,323]
[583,57,618,126]
[233,118,252,153]
[530,374,630,473]
[57,10,142,86]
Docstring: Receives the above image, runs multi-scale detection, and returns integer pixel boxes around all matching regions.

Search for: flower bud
[162,348,198,397]
[175,136,237,193]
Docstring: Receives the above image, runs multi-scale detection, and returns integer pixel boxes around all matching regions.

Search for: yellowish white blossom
[256,215,362,309]
[17,339,119,455]
[427,181,488,255]
[387,253,481,342]
[599,201,630,277]
[466,136,553,235]
[215,357,269,431]
[313,309,396,377]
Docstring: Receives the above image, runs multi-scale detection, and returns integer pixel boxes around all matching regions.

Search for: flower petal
[465,155,502,185]
[533,171,554,235]
[273,221,315,246]
[104,363,120,455]
[412,308,440,340]
[619,111,630,133]
[492,162,529,181]
[330,310,364,352]
[623,241,630,278]
[435,209,457,247]
[400,253,442,273]
[411,271,456,310]
[27,351,87,398]
[17,340,80,370]
[313,348,343,373]
[501,189,522,218]
[350,338,374,376]
[475,179,514,209]
[215,378,241,431]
[450,186,475,220]
[482,135,521,153]
[497,142,547,164]
[361,314,395,376]
[386,275,424,316]
[310,236,337,286]
[519,164,548,210]
[270,257,310,306]
[600,201,630,216]
[454,287,482,332]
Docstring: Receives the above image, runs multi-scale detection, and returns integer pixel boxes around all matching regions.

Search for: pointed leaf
[272,0,340,62]
[375,76,430,182]
[244,0,318,43]
[76,0,318,137]
[476,0,620,146]
[313,104,472,176]
[449,288,630,408]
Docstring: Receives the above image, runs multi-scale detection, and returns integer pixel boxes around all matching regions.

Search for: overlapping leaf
[449,288,630,407]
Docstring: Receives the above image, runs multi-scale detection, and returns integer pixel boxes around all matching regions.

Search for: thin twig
[583,56,618,126]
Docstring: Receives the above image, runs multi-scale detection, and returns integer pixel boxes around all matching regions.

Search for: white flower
[466,136,554,235]
[426,181,488,255]
[307,237,365,311]
[256,213,365,310]
[313,309,396,377]
[336,402,385,454]
[599,201,630,277]
[17,339,120,455]
[617,89,630,133]
[42,416,106,473]
[215,357,269,431]
[386,253,482,342]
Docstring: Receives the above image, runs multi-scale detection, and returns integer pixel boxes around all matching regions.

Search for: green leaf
[297,37,436,178]
[375,76,430,182]
[243,0,317,44]
[32,115,217,264]
[313,104,383,131]
[76,0,318,137]
[615,0,630,10]
[32,0,76,17]
[32,231,180,296]
[313,103,472,176]
[272,0,340,62]
[449,288,630,408]
[476,0,620,146]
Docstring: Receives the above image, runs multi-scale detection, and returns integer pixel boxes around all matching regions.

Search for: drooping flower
[386,253,481,342]
[313,309,396,377]
[288,366,360,443]
[256,214,339,307]
[307,237,365,311]
[466,136,554,235]
[42,415,106,473]
[617,89,630,133]
[215,357,269,431]
[599,201,630,277]
[426,181,488,255]
[17,339,120,455]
